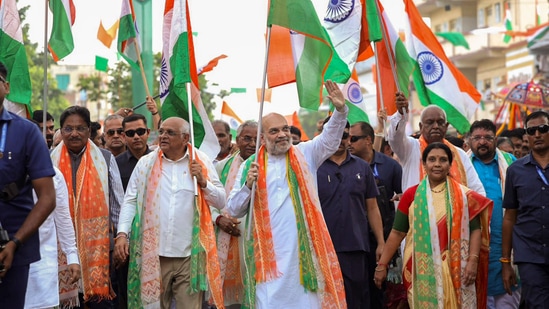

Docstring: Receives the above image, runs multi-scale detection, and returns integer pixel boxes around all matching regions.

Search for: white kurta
[118,147,226,257]
[387,112,486,195]
[25,167,79,309]
[227,107,348,309]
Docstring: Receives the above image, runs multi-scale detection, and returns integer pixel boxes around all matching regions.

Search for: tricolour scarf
[409,176,492,308]
[217,152,244,305]
[419,137,467,185]
[240,146,346,309]
[127,146,224,309]
[51,141,114,303]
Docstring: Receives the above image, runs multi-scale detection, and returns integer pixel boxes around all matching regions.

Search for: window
[55,74,70,91]
[495,3,502,23]
[478,8,485,27]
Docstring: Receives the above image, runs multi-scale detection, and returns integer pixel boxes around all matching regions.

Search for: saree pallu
[401,177,492,309]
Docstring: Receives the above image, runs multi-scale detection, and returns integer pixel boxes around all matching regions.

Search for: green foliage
[19,3,69,126]
[77,74,106,104]
[107,60,132,111]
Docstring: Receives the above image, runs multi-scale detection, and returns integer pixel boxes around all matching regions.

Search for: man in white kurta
[226,81,348,309]
[387,94,485,195]
[25,167,80,308]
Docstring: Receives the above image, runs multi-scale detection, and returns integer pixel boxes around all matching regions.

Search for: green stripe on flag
[230,88,247,93]
[366,0,382,42]
[95,56,109,72]
[412,68,471,133]
[435,32,470,50]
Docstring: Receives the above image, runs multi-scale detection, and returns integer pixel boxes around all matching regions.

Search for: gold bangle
[115,233,128,241]
[375,267,387,272]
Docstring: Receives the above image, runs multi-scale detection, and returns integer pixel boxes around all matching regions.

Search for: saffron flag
[267,0,350,110]
[197,54,227,75]
[160,0,220,160]
[404,0,481,134]
[266,25,295,88]
[503,2,513,43]
[48,0,75,62]
[256,88,272,102]
[376,0,414,115]
[288,111,310,141]
[97,19,120,48]
[0,0,32,115]
[117,0,140,69]
[221,101,243,136]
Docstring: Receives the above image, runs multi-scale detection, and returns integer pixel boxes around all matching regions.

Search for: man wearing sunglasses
[116,114,152,191]
[104,114,127,157]
[317,118,384,309]
[502,110,549,308]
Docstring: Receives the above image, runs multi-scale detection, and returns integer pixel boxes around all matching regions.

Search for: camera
[0,222,9,272]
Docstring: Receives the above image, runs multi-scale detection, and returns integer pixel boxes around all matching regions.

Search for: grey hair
[104,114,124,127]
[237,120,258,136]
[420,105,447,123]
[181,119,190,134]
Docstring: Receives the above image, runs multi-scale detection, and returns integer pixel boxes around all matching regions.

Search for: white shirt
[25,167,79,308]
[227,107,348,309]
[387,111,485,195]
[118,148,226,257]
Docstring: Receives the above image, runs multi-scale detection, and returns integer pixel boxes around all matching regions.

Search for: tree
[107,61,133,111]
[19,3,70,124]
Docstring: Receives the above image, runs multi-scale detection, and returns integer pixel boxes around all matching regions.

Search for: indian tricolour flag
[48,0,75,62]
[503,2,513,43]
[117,0,140,69]
[404,0,481,134]
[0,0,32,116]
[267,0,350,110]
[160,0,219,159]
[376,0,414,115]
[221,101,243,137]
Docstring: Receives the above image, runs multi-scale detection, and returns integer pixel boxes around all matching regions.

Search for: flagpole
[133,43,152,99]
[186,82,198,196]
[42,0,49,139]
[375,0,401,94]
[247,26,273,240]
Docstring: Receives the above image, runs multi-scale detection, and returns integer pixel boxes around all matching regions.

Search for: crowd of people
[1,58,549,309]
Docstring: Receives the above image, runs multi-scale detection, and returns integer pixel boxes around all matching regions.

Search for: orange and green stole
[405,177,492,308]
[126,146,224,309]
[217,153,245,304]
[240,146,346,309]
[51,141,115,303]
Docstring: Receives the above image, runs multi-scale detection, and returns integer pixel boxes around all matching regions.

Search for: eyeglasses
[124,128,149,137]
[526,124,549,136]
[239,135,256,143]
[106,128,124,136]
[471,135,495,142]
[61,126,89,135]
[158,128,184,136]
[342,132,349,140]
[350,135,367,143]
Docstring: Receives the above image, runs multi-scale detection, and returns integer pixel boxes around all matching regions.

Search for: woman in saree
[374,142,492,308]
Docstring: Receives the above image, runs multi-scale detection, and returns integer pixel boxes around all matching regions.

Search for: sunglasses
[526,124,549,136]
[350,135,367,143]
[125,128,148,137]
[106,128,125,136]
[341,132,349,140]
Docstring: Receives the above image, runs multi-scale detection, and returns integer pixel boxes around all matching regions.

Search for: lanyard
[537,166,549,186]
[372,163,379,179]
[0,122,7,157]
